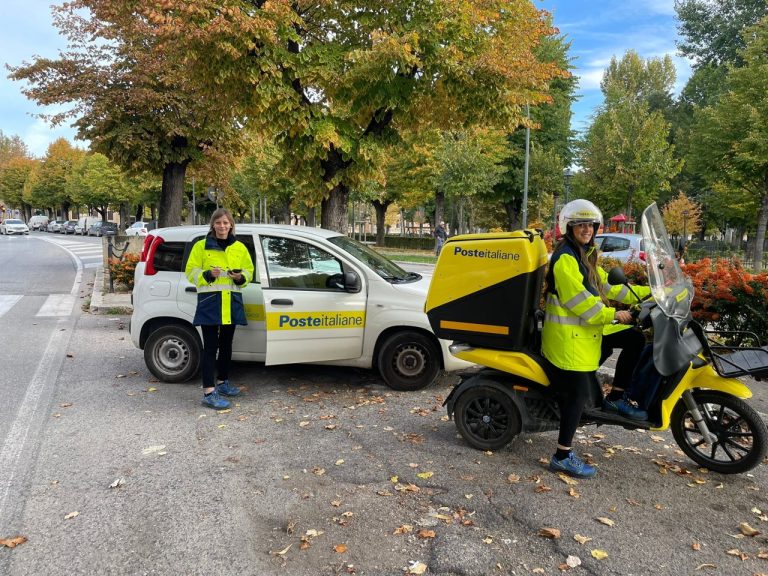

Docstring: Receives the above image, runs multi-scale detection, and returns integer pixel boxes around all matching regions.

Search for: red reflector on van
[144,236,164,276]
[639,251,646,262]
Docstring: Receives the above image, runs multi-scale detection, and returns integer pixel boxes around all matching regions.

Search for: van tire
[144,325,201,383]
[377,331,440,391]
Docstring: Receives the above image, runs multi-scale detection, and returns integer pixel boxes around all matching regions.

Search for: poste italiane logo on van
[452,245,520,261]
[267,311,366,330]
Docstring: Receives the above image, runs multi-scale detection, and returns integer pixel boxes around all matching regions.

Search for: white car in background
[130,224,469,391]
[596,233,645,263]
[0,219,30,235]
[125,221,149,237]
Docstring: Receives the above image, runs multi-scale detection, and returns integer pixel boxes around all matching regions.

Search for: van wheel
[144,325,201,383]
[378,331,440,391]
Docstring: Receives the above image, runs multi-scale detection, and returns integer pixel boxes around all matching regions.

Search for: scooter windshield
[640,203,694,320]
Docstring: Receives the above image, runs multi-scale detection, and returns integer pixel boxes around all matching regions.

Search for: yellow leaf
[147,387,157,392]
[335,459,344,466]
[739,522,760,537]
[596,517,615,527]
[390,475,398,483]
[591,549,609,560]
[574,534,592,544]
[407,561,428,575]
[557,472,578,485]
[416,471,433,479]
[273,544,292,556]
[568,487,580,499]
[217,424,226,429]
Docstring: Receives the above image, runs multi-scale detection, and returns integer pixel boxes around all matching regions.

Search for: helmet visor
[568,219,596,227]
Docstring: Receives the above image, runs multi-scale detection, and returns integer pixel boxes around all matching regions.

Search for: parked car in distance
[125,221,149,237]
[0,219,30,235]
[101,222,118,236]
[47,219,67,233]
[28,215,49,231]
[62,220,78,234]
[75,216,99,235]
[130,224,470,392]
[595,233,645,263]
[87,221,104,236]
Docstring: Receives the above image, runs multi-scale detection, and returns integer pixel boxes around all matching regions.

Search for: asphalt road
[2,234,768,575]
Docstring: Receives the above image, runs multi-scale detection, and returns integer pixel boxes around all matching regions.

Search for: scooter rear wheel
[454,385,521,451]
[670,391,768,474]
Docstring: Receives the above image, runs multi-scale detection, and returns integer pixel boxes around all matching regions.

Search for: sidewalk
[89,266,133,314]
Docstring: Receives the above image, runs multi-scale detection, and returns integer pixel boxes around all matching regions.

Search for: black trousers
[546,363,601,449]
[200,324,237,389]
[600,327,646,396]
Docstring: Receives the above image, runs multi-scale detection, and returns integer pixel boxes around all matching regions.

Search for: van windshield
[327,236,421,283]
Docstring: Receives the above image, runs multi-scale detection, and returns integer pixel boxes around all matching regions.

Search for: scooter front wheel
[671,391,768,474]
[454,385,521,451]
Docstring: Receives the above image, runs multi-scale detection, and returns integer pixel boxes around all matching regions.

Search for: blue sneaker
[617,399,648,420]
[216,379,241,397]
[549,452,597,478]
[602,399,619,413]
[202,391,230,410]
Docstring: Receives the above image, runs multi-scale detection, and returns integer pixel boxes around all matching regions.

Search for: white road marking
[36,294,77,316]
[0,295,23,318]
[0,318,72,520]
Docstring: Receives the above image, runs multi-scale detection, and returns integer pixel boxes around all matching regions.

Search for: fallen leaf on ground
[109,478,125,489]
[416,471,433,479]
[393,524,413,535]
[726,548,749,560]
[695,564,717,570]
[739,522,760,537]
[141,445,166,456]
[596,517,615,527]
[0,536,27,548]
[407,561,428,575]
[591,549,608,560]
[60,403,73,408]
[273,544,292,556]
[507,474,520,483]
[334,543,347,553]
[64,511,79,520]
[417,529,436,539]
[692,542,701,551]
[565,555,581,568]
[538,527,560,539]
[574,534,592,545]
[557,473,578,485]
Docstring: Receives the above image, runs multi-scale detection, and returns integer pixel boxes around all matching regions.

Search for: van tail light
[639,251,646,262]
[143,235,164,276]
[140,234,155,262]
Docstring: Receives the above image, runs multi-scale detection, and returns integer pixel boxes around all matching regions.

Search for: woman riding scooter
[543,199,650,478]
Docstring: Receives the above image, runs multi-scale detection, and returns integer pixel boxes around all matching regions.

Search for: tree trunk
[280,197,291,224]
[434,191,445,227]
[372,199,391,246]
[320,181,350,233]
[753,188,768,272]
[135,204,144,223]
[306,205,316,227]
[504,199,521,231]
[159,161,189,228]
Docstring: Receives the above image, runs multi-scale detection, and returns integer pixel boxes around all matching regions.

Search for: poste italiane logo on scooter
[452,245,521,261]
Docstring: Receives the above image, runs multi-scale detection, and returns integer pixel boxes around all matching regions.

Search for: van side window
[261,236,343,289]
[154,241,186,272]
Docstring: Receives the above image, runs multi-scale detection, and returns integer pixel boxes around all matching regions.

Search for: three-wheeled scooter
[425,203,768,473]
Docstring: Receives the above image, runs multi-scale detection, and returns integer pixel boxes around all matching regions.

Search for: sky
[0,1,693,158]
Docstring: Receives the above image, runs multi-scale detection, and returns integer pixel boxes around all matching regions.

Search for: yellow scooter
[426,204,768,474]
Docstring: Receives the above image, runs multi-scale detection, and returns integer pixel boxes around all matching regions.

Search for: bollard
[107,235,114,293]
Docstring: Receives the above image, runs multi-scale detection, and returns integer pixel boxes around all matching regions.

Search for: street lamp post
[563,167,573,204]
[553,190,560,238]
[682,209,689,251]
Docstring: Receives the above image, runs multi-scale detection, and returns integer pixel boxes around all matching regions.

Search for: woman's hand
[210,266,224,278]
[228,270,243,282]
[614,310,633,324]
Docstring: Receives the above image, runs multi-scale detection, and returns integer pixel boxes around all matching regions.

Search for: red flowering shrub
[685,258,768,343]
[108,253,140,291]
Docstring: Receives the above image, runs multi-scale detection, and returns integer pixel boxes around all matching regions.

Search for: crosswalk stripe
[0,295,23,318]
[36,294,76,317]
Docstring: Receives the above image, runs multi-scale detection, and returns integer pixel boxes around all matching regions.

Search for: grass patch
[372,247,437,264]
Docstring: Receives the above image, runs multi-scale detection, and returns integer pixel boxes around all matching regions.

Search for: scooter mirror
[607,266,627,286]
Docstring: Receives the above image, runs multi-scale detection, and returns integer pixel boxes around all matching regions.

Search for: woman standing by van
[185,208,255,410]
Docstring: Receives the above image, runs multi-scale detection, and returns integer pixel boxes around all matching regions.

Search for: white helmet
[559,199,602,235]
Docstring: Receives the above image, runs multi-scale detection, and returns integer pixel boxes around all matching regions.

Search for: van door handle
[185,287,197,293]
[271,298,293,306]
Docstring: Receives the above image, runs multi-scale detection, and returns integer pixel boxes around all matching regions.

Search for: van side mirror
[607,267,627,286]
[344,271,362,293]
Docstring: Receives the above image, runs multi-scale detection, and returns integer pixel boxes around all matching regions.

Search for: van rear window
[153,241,186,272]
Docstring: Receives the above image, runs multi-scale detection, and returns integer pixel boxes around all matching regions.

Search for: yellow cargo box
[425,230,548,351]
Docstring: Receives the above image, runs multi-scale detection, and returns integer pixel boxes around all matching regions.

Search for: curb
[89,266,133,314]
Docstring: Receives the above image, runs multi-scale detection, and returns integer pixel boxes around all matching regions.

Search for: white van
[75,215,99,235]
[130,224,470,391]
[28,215,49,231]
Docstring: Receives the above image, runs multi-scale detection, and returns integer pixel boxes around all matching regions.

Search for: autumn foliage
[108,253,140,291]
[684,258,768,342]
